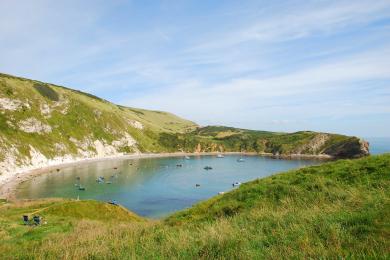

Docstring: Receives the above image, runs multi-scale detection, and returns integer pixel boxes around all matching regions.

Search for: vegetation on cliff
[0,72,368,176]
[159,126,369,158]
[0,154,388,259]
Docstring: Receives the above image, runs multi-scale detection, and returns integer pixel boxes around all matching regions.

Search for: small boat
[106,181,112,184]
[185,156,190,160]
[232,182,241,187]
[108,200,118,206]
[218,191,225,195]
[176,164,183,167]
[217,154,224,158]
[204,166,213,170]
[195,184,201,187]
[78,186,86,191]
[237,158,245,162]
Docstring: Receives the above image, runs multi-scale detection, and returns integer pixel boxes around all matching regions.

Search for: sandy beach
[0,152,332,200]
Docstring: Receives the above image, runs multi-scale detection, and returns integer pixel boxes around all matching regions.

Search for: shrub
[33,84,59,101]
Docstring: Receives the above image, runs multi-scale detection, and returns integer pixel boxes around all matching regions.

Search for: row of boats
[195,181,242,188]
[185,154,245,162]
[187,154,226,159]
[75,172,119,191]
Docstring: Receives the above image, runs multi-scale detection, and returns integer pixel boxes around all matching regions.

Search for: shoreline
[0,152,332,200]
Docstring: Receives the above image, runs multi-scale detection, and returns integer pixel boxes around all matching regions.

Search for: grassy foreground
[1,154,389,259]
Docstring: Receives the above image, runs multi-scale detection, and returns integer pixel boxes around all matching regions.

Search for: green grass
[0,154,389,259]
[158,127,366,158]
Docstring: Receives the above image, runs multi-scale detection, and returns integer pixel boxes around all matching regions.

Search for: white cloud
[124,46,390,135]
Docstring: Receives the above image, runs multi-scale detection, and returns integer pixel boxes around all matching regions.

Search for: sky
[1,0,390,137]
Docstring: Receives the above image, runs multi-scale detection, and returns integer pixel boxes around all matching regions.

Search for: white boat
[217,154,224,158]
[237,158,245,162]
[218,191,225,195]
[232,182,242,187]
[185,156,190,160]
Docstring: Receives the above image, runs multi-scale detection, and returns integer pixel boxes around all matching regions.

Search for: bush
[33,84,59,101]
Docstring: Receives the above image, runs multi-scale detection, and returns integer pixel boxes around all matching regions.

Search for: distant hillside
[159,125,369,158]
[1,154,388,258]
[0,73,368,178]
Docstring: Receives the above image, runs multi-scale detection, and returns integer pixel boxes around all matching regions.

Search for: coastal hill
[1,154,388,258]
[0,73,368,179]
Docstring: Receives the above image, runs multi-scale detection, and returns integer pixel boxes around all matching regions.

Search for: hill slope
[159,125,369,157]
[0,73,197,178]
[0,72,368,181]
[0,154,388,258]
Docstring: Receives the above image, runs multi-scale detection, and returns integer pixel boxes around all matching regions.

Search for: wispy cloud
[0,0,389,136]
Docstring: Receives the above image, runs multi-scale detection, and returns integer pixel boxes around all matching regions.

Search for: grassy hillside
[1,154,388,259]
[0,72,368,177]
[0,73,196,171]
[159,126,369,158]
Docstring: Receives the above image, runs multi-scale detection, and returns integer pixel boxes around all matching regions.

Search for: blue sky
[1,0,390,137]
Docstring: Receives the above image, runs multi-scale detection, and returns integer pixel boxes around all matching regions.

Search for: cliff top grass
[0,154,389,259]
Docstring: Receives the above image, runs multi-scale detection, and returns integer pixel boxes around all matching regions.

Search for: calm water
[16,155,320,218]
[366,137,390,155]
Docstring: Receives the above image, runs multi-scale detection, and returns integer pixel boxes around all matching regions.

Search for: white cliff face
[40,103,51,118]
[0,132,139,188]
[29,146,49,166]
[129,120,144,130]
[18,118,52,134]
[93,140,117,157]
[0,98,30,111]
[294,134,330,154]
[0,145,20,177]
[52,98,70,115]
[112,133,137,149]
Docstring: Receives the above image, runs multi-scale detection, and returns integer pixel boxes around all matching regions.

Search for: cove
[16,155,321,218]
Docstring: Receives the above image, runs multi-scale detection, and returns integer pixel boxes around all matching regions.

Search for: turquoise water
[16,155,321,218]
